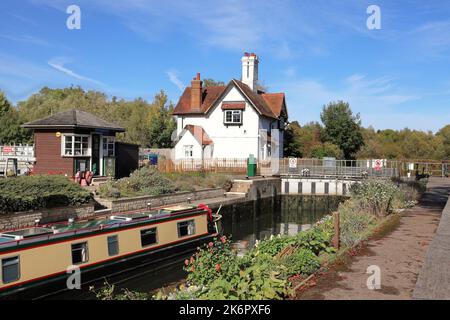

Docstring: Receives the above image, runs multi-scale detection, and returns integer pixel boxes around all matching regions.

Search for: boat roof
[0,204,205,249]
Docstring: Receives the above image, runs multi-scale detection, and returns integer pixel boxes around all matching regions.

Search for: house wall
[174,131,203,160]
[175,86,260,159]
[33,130,74,176]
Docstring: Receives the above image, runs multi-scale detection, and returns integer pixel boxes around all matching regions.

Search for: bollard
[332,211,340,250]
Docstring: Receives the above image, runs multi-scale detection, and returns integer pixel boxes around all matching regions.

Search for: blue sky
[1,0,450,131]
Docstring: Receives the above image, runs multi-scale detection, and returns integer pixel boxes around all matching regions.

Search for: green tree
[436,125,450,159]
[283,121,303,157]
[311,142,344,159]
[0,92,30,144]
[320,101,364,159]
[202,79,225,87]
[147,90,176,148]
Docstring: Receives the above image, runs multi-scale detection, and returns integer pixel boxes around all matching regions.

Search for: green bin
[247,154,257,177]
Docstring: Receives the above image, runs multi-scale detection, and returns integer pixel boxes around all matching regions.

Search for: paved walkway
[414,181,450,299]
[297,178,450,300]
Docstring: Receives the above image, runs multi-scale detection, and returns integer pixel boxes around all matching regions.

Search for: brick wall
[99,188,225,214]
[0,203,95,231]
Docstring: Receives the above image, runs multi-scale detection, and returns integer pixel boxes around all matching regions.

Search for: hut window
[62,134,90,157]
[107,235,119,256]
[177,220,196,238]
[102,137,115,157]
[1,256,20,284]
[140,228,158,247]
[71,242,89,264]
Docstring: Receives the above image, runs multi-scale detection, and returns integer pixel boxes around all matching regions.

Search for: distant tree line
[2,89,450,160]
[0,87,176,148]
[284,100,450,160]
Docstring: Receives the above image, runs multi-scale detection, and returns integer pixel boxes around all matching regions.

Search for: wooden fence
[157,158,249,173]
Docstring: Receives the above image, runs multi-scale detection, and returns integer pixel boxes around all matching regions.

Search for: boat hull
[0,232,215,300]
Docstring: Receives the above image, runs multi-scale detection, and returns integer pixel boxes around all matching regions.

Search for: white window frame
[224,110,242,125]
[61,134,91,157]
[183,145,193,158]
[102,136,116,157]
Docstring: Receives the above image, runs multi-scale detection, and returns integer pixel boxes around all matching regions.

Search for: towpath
[296,177,450,300]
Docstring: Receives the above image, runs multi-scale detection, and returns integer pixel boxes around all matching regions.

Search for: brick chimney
[190,72,202,111]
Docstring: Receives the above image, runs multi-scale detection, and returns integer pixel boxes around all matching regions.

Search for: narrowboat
[0,204,218,299]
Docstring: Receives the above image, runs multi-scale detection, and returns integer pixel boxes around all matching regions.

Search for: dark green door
[91,134,100,175]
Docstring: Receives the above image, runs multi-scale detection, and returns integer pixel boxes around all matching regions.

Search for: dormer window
[224,110,242,125]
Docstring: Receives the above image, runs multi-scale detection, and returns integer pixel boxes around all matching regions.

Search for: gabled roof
[173,80,286,120]
[22,109,125,132]
[173,86,226,115]
[179,125,213,146]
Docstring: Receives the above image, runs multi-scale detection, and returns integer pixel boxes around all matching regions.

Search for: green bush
[338,201,376,247]
[98,166,176,198]
[350,179,398,217]
[256,236,297,256]
[0,175,92,213]
[279,248,320,277]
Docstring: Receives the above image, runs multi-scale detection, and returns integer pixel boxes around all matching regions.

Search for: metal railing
[278,158,399,179]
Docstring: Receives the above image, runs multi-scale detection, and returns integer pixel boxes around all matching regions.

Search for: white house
[173,53,288,160]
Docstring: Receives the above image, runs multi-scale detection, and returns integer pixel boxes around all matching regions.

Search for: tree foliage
[320,101,364,159]
[0,91,29,144]
[2,86,177,148]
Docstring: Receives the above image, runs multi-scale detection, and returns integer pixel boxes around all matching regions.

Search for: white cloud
[1,34,49,46]
[47,58,104,86]
[166,69,185,92]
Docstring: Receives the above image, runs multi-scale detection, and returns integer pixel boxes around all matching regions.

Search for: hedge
[0,175,92,214]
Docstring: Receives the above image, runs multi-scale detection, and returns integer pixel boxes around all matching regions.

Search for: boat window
[140,228,158,247]
[1,256,20,284]
[71,242,89,264]
[107,235,119,256]
[177,220,196,238]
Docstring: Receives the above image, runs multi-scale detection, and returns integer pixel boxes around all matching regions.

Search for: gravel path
[297,178,450,300]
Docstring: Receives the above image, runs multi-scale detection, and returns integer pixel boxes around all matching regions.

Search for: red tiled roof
[172,80,286,120]
[261,92,286,118]
[173,86,226,114]
[221,102,245,110]
[185,125,213,145]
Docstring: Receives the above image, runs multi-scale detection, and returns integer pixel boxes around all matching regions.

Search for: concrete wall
[281,178,357,196]
[97,188,226,214]
[0,203,95,231]
[246,177,282,200]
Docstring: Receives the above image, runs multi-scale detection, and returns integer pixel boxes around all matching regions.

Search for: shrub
[256,235,297,256]
[350,179,398,217]
[279,248,320,277]
[0,175,92,213]
[296,228,335,255]
[98,166,176,198]
[338,201,376,247]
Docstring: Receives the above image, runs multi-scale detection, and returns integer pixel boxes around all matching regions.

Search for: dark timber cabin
[22,109,138,179]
